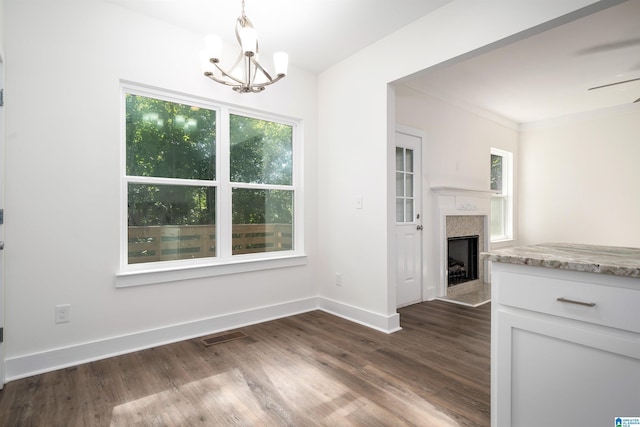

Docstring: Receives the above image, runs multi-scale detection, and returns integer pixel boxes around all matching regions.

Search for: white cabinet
[491,263,640,427]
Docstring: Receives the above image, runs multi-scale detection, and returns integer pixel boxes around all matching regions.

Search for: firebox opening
[447,235,479,287]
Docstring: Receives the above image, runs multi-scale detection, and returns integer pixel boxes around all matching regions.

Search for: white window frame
[490,147,513,243]
[116,82,305,287]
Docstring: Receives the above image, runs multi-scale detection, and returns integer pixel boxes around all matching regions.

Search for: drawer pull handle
[557,297,596,307]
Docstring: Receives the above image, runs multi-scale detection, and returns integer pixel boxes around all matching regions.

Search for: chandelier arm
[248,73,285,88]
[235,18,243,44]
[251,57,275,83]
[212,53,246,86]
[249,56,286,88]
[204,71,241,88]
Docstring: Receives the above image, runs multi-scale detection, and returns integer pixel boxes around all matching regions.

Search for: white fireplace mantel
[430,186,498,196]
[432,186,496,216]
[432,186,497,205]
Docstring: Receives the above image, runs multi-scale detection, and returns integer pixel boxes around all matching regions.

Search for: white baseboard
[5,298,317,382]
[5,297,401,383]
[318,297,402,334]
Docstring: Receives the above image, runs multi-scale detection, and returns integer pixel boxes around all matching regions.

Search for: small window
[490,148,513,242]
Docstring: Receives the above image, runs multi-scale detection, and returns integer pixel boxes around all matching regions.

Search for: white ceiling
[401,0,640,123]
[104,0,451,73]
[106,0,640,124]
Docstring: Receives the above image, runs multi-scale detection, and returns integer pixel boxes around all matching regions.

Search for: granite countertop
[480,243,640,278]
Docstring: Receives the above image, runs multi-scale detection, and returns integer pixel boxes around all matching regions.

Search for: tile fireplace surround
[432,187,495,305]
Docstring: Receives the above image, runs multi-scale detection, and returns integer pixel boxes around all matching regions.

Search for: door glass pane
[395,145,416,223]
[396,198,404,222]
[232,188,293,255]
[128,183,216,264]
[406,149,414,172]
[396,147,404,171]
[396,172,404,197]
[405,173,413,197]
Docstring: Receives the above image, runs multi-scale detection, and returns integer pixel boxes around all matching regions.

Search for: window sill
[490,238,515,249]
[491,237,513,243]
[116,254,307,288]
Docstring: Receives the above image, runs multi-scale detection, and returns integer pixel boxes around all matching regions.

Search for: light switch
[355,195,363,209]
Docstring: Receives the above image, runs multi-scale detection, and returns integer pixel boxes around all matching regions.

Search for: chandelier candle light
[200,0,288,93]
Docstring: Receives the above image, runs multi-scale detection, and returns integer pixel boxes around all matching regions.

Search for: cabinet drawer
[495,271,640,333]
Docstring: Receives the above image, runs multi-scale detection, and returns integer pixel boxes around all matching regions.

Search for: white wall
[2,0,607,381]
[3,0,318,380]
[0,0,5,388]
[519,105,640,247]
[395,87,519,298]
[0,0,4,52]
[317,0,601,320]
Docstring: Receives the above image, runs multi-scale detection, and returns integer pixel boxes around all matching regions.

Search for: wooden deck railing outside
[128,224,292,263]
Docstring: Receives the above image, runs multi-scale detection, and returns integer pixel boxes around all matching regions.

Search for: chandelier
[200,0,288,93]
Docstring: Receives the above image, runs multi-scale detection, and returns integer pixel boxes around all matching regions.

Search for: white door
[395,128,422,308]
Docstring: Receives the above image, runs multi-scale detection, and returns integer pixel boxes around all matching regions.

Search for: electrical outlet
[55,304,70,324]
[336,273,342,286]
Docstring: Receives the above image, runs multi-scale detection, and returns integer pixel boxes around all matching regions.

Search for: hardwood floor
[0,300,490,426]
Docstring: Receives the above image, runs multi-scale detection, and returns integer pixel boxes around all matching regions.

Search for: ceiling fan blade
[635,97,640,103]
[588,77,640,91]
[577,38,640,55]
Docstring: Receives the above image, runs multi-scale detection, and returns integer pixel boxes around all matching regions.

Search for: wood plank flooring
[0,300,490,426]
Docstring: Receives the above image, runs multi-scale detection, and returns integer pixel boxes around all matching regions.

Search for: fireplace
[447,235,479,286]
[445,215,485,293]
[430,187,494,301]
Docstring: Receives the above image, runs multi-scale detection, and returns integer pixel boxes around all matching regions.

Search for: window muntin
[395,147,415,223]
[123,85,300,273]
[490,149,513,242]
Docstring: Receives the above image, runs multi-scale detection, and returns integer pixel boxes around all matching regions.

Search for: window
[120,84,302,283]
[490,148,513,242]
[125,93,217,264]
[229,114,294,255]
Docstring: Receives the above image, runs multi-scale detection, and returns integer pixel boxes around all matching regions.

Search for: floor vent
[200,331,248,347]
